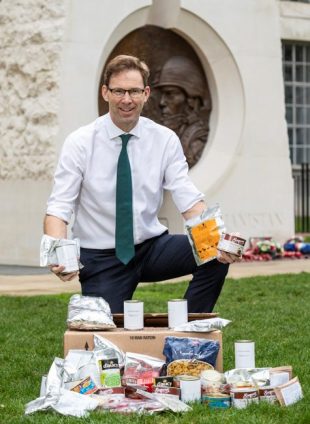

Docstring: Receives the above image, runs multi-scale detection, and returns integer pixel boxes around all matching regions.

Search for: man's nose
[122,91,132,102]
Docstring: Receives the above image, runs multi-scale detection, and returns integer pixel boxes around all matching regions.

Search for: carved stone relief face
[98,26,212,168]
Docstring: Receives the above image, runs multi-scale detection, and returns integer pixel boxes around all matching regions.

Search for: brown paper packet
[270,365,293,380]
[274,376,303,406]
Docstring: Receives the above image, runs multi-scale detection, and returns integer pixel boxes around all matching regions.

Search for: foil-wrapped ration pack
[25,355,99,418]
[67,294,116,330]
[40,234,83,273]
[172,317,231,332]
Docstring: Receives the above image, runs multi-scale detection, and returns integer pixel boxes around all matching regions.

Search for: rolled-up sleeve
[163,134,204,213]
[46,134,85,223]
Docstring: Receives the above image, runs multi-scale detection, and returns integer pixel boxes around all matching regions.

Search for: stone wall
[0,0,66,180]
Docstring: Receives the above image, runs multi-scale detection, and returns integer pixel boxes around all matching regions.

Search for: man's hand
[217,231,244,264]
[48,264,79,281]
[216,250,242,264]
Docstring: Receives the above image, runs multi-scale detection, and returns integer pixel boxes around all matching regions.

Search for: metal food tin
[234,340,255,369]
[230,387,259,409]
[258,386,277,404]
[202,394,231,409]
[168,299,188,328]
[217,234,246,257]
[179,376,201,403]
[124,300,144,330]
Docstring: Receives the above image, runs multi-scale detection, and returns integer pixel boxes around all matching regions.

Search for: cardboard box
[64,328,223,372]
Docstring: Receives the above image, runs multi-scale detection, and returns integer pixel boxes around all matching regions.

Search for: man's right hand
[48,264,79,282]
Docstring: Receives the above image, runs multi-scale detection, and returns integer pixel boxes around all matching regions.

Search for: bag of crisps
[185,204,225,265]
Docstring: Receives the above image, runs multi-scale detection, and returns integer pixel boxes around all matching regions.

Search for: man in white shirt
[44,55,239,313]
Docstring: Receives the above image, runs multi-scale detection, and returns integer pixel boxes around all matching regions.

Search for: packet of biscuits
[185,204,225,265]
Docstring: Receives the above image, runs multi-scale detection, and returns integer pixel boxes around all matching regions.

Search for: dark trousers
[79,232,229,313]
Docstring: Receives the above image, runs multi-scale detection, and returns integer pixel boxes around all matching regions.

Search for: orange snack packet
[185,204,225,265]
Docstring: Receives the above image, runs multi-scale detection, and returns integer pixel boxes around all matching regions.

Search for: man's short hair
[103,55,150,87]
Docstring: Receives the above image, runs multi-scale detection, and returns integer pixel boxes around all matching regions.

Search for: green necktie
[115,134,134,264]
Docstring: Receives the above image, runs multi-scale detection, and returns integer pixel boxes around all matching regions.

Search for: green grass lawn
[0,272,309,423]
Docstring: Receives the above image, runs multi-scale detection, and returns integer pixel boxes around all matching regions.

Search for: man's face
[102,70,150,132]
[159,86,187,118]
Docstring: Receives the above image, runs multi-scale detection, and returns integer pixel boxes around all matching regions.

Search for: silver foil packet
[172,317,231,332]
[40,234,83,273]
[225,368,270,388]
[67,294,116,330]
[94,334,126,368]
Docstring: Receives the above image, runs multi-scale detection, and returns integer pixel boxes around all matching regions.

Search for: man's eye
[114,89,125,96]
[130,89,140,95]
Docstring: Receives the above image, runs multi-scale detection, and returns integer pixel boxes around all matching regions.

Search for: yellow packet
[185,204,225,265]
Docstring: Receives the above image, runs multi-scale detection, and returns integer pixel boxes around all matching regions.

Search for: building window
[282,42,310,165]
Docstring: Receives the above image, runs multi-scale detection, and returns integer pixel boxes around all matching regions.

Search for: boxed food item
[64,328,223,372]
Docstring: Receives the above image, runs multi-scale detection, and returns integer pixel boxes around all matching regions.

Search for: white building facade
[0,0,309,265]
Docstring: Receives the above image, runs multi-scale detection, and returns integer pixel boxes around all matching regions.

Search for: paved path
[0,259,308,296]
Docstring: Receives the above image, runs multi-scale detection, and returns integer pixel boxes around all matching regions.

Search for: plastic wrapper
[201,370,226,394]
[63,350,101,387]
[123,387,191,413]
[108,398,165,414]
[67,294,116,330]
[122,353,165,390]
[92,387,125,409]
[172,317,231,332]
[185,204,225,265]
[96,354,121,388]
[167,359,213,377]
[163,336,220,367]
[40,234,83,272]
[225,368,270,388]
[25,357,99,418]
[94,334,125,368]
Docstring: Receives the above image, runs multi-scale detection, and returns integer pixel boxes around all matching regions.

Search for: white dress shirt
[47,113,204,248]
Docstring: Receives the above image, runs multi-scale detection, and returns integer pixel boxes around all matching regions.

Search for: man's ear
[102,85,109,102]
[144,86,151,103]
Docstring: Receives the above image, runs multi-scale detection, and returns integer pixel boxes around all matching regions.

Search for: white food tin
[180,376,201,403]
[234,340,255,369]
[55,244,79,273]
[124,300,144,330]
[217,234,246,257]
[168,299,188,328]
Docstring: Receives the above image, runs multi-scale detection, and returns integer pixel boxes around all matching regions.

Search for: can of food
[234,340,255,369]
[217,234,246,257]
[258,386,277,404]
[55,244,79,273]
[124,300,144,330]
[230,387,259,409]
[179,376,201,403]
[202,393,231,409]
[168,299,188,328]
[173,375,190,388]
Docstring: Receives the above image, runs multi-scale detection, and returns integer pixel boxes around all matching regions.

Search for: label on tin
[259,387,277,404]
[124,300,144,330]
[218,234,246,257]
[231,388,259,409]
[168,299,188,328]
[234,340,255,369]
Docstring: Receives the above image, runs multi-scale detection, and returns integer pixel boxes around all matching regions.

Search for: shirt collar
[105,113,141,140]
